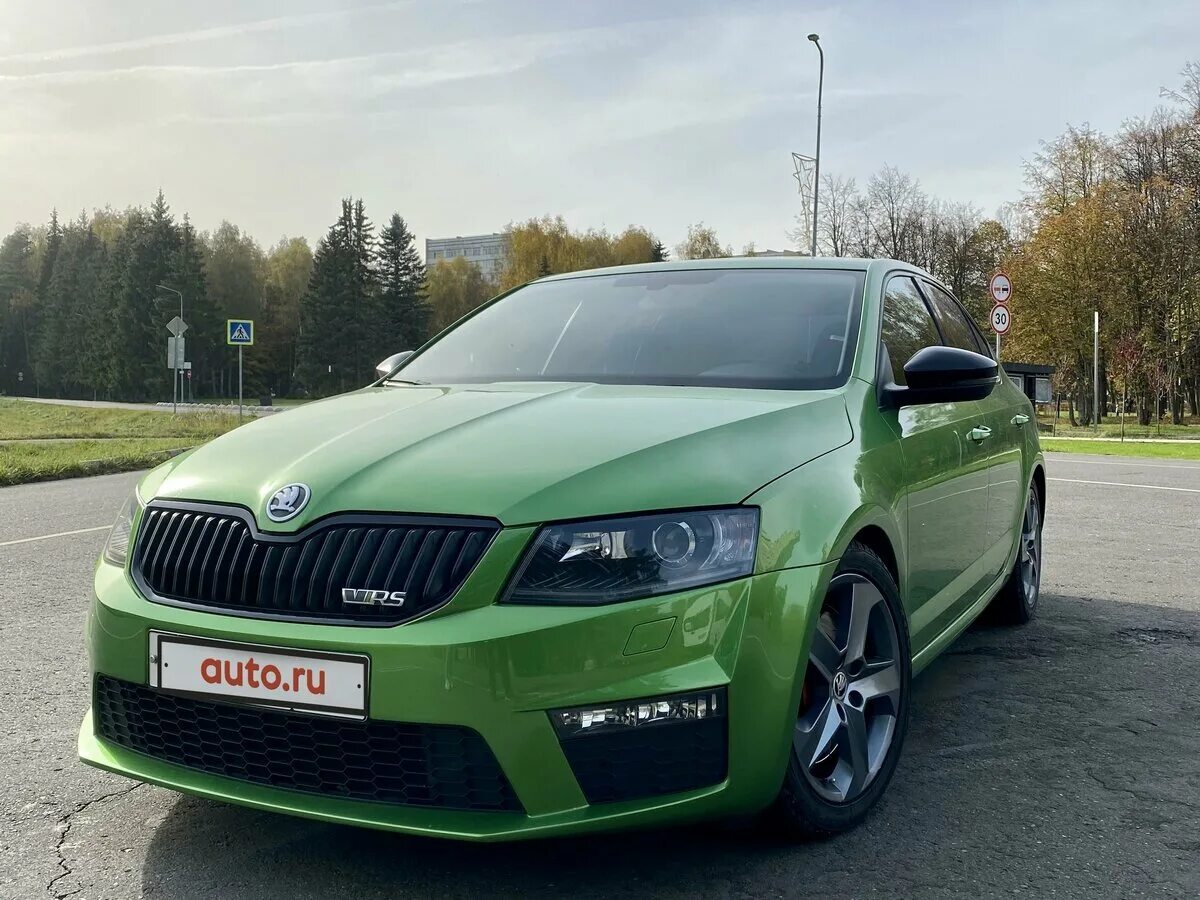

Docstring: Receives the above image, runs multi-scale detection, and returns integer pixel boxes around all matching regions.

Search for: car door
[920,280,1026,581]
[879,275,990,653]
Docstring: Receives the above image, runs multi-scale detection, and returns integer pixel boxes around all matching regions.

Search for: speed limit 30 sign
[991,304,1011,335]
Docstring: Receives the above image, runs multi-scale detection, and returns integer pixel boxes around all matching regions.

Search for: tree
[203,221,265,397]
[499,216,664,289]
[860,166,926,260]
[793,174,861,257]
[674,222,731,260]
[98,198,180,401]
[650,239,669,262]
[374,214,429,359]
[296,199,378,395]
[0,227,38,395]
[425,256,495,333]
[259,237,313,396]
[34,217,106,397]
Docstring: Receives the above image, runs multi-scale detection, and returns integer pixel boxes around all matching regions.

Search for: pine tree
[0,227,38,395]
[297,199,377,395]
[36,217,107,398]
[374,214,428,359]
[537,254,553,278]
[650,239,669,262]
[169,217,208,401]
[101,192,184,401]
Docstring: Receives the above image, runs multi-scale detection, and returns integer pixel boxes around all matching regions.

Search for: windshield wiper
[385,378,429,386]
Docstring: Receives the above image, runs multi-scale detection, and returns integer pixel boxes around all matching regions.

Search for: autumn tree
[499,216,664,289]
[674,222,731,260]
[425,256,495,333]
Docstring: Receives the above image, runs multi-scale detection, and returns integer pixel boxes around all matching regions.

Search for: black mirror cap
[883,345,1000,407]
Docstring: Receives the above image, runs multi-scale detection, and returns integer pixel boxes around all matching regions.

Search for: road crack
[46,781,144,899]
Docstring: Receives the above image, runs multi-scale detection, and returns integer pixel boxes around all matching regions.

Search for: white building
[426,233,508,279]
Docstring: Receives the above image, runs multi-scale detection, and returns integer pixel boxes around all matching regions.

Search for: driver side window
[881,276,939,385]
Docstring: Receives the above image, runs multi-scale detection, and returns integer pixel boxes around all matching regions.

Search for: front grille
[560,718,728,804]
[94,675,522,812]
[132,502,497,624]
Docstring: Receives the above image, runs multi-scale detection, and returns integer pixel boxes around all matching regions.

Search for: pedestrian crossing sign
[227,319,254,346]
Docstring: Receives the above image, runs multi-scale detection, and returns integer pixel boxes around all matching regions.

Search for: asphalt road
[2,453,1198,899]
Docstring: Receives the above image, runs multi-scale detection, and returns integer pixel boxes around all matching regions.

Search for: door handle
[1011,414,1030,426]
[967,426,992,443]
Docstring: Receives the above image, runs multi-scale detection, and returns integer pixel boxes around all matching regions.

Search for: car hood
[146,383,851,528]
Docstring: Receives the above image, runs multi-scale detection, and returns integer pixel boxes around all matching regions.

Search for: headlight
[102,491,142,567]
[503,508,758,605]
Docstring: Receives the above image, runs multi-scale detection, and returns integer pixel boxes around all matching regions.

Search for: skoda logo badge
[832,671,849,699]
[266,483,311,523]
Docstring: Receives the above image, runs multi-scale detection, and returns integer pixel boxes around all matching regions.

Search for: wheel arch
[846,524,900,593]
[1031,461,1046,524]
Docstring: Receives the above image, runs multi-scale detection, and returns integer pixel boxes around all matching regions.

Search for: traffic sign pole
[226,319,254,419]
[988,272,1013,361]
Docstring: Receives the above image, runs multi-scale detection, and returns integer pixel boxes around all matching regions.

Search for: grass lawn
[0,439,203,486]
[1041,438,1200,460]
[1037,413,1199,441]
[0,399,244,485]
[0,398,241,440]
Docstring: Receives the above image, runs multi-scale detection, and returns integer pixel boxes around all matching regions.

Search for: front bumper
[81,547,833,841]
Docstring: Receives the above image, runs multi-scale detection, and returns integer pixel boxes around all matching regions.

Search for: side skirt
[911,565,1009,676]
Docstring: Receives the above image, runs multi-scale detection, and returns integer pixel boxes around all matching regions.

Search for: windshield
[392,268,865,390]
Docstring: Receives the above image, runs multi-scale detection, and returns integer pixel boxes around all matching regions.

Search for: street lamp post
[807,33,824,258]
[157,284,183,414]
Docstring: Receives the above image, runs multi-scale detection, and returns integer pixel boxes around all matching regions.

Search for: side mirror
[883,345,999,407]
[375,350,414,380]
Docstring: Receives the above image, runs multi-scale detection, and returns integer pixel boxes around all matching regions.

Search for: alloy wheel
[795,573,901,805]
[1019,489,1042,610]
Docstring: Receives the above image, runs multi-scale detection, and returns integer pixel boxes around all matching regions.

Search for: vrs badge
[266,483,311,523]
[342,588,407,607]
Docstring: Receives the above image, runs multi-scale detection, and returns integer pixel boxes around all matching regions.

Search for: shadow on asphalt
[137,593,1200,899]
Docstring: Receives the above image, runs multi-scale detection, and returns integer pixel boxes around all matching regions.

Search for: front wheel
[773,542,912,837]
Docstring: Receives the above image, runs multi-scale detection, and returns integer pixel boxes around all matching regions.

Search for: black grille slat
[405,530,445,597]
[184,517,217,599]
[239,543,261,607]
[195,518,230,604]
[170,515,201,597]
[382,529,422,591]
[133,503,496,624]
[363,528,402,590]
[207,520,241,605]
[224,531,250,603]
[94,675,521,812]
[423,529,465,601]
[147,511,182,586]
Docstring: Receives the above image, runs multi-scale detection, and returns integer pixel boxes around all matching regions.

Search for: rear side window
[922,281,989,356]
[881,276,939,385]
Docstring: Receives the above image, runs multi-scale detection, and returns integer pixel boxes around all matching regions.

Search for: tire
[773,542,912,837]
[987,485,1043,626]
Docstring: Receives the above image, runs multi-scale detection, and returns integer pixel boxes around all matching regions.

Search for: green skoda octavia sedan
[81,258,1045,840]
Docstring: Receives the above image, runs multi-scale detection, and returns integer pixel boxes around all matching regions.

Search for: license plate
[148,631,368,718]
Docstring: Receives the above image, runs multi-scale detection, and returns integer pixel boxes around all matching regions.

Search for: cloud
[0,3,418,65]
[0,22,626,89]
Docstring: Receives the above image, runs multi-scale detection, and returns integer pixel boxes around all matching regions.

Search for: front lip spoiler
[78,710,732,842]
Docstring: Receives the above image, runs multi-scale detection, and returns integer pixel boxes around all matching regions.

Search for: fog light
[549,688,727,738]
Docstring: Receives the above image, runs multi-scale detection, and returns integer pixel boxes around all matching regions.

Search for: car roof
[537,256,929,282]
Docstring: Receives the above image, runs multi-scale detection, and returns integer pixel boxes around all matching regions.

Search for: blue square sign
[227,319,254,346]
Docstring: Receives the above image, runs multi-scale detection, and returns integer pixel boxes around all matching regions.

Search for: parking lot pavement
[2,454,1198,899]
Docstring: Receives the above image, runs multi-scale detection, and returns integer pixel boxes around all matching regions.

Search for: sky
[2,0,1199,256]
